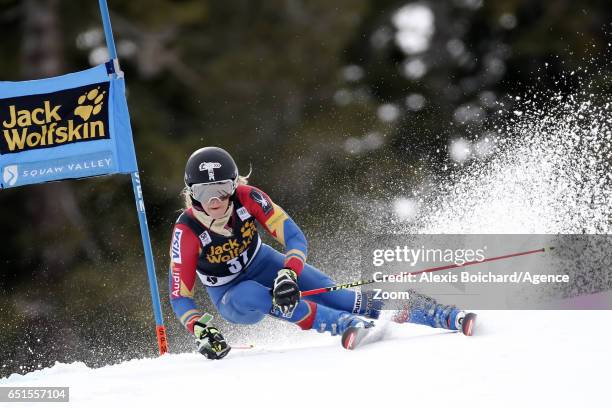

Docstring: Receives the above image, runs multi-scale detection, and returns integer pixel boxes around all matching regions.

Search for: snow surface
[2,311,610,408]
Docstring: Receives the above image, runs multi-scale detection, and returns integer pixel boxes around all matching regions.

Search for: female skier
[169,147,476,359]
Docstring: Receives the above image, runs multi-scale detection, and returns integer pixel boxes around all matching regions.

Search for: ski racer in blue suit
[169,147,475,359]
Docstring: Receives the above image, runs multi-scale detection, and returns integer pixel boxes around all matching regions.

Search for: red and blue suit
[168,184,376,334]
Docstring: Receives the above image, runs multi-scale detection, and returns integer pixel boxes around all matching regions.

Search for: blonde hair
[182,175,250,210]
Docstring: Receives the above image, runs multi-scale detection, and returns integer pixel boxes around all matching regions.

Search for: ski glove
[193,317,231,360]
[272,268,300,315]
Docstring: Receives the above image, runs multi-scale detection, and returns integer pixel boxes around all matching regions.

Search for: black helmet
[184,147,239,187]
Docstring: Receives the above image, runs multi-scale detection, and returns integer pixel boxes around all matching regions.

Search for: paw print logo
[241,220,255,239]
[74,87,106,121]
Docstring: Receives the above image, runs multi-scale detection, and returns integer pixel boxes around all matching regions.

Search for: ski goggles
[190,179,236,204]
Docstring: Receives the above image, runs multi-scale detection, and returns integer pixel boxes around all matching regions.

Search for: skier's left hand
[193,319,231,360]
[272,268,300,314]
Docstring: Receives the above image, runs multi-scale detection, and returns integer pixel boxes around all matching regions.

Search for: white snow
[449,137,472,162]
[393,197,418,220]
[2,311,610,408]
[377,103,401,123]
[402,58,428,79]
[392,4,435,55]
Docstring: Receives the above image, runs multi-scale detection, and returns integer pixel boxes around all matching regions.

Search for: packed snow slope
[2,310,611,408]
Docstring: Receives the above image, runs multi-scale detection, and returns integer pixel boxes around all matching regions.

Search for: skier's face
[203,196,230,218]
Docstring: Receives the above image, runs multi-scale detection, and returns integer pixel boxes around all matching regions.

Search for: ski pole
[231,344,255,350]
[301,246,554,297]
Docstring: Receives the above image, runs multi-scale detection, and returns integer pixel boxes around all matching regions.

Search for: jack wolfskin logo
[74,87,106,121]
[0,82,110,154]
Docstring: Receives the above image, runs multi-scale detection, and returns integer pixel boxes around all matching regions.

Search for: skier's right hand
[193,317,231,360]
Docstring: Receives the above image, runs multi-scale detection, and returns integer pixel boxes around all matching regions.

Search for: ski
[460,312,477,336]
[341,326,372,350]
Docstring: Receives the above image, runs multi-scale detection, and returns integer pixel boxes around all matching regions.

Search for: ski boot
[339,314,375,350]
[393,290,477,336]
[311,304,375,349]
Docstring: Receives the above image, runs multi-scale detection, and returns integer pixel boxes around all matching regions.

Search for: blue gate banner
[0,63,137,188]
